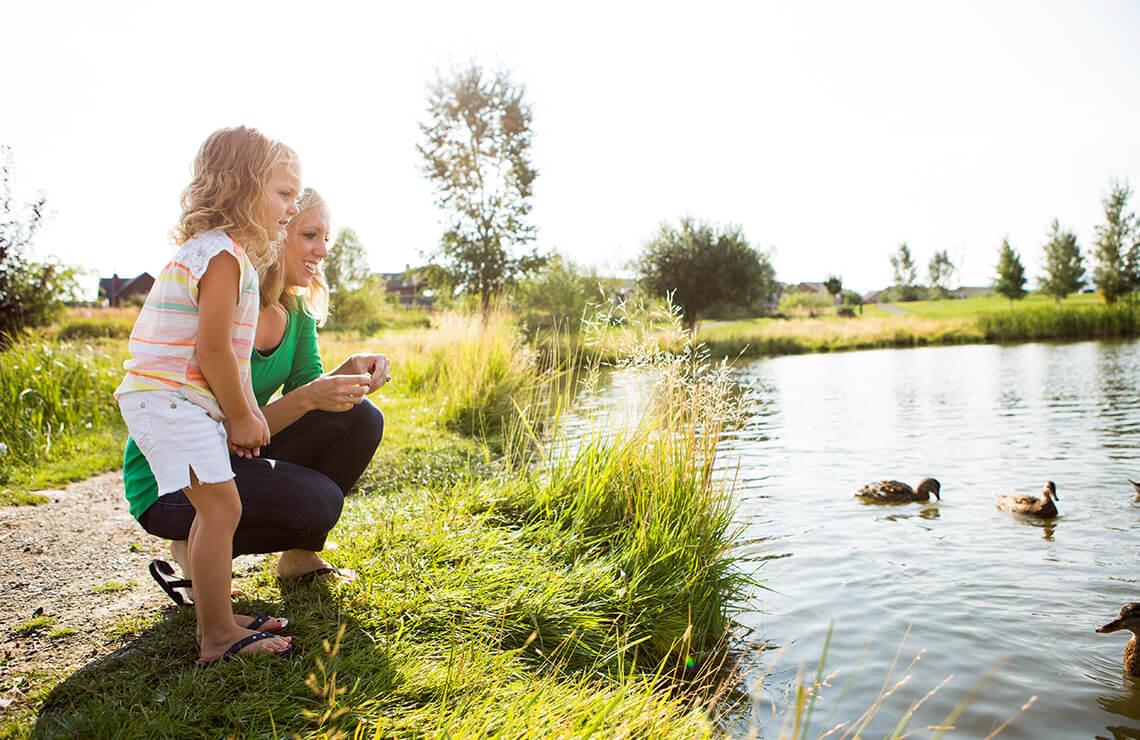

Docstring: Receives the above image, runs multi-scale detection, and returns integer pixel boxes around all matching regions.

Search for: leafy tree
[1092,181,1138,304]
[418,64,545,315]
[823,274,842,305]
[512,253,600,335]
[1038,219,1085,304]
[889,242,919,301]
[0,147,77,345]
[637,218,776,331]
[324,227,370,297]
[927,250,955,297]
[994,238,1027,305]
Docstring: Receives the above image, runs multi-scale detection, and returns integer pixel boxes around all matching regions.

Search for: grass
[887,291,1100,319]
[45,628,78,640]
[12,616,56,636]
[8,308,753,738]
[696,292,1140,358]
[90,580,135,594]
[0,337,127,505]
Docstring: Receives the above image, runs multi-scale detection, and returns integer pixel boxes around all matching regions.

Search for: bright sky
[4,0,1139,297]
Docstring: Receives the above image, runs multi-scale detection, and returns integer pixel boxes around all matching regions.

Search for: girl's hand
[336,353,391,393]
[226,412,270,458]
[304,374,372,413]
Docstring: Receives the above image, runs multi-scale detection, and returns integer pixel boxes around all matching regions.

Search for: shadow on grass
[32,585,389,739]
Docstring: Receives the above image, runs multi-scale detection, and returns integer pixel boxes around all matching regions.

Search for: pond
[580,340,1140,738]
[727,340,1140,738]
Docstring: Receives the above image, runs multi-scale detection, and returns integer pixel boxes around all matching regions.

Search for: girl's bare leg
[183,476,291,661]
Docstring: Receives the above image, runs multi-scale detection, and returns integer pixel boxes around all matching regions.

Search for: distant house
[98,272,154,307]
[792,281,826,294]
[378,272,435,309]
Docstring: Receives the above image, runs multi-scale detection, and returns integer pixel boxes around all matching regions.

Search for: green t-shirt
[121,303,323,520]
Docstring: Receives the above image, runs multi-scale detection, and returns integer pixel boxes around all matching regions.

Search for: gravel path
[0,472,174,709]
[875,302,911,316]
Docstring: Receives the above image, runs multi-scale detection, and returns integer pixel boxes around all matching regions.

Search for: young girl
[115,126,299,662]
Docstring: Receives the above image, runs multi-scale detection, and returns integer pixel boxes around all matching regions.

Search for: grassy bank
[697,294,1140,358]
[0,338,128,505]
[4,312,753,738]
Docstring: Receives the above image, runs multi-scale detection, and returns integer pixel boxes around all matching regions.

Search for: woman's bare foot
[276,549,357,582]
[199,627,292,663]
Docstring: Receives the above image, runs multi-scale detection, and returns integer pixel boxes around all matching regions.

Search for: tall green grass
[0,338,125,497]
[978,303,1140,342]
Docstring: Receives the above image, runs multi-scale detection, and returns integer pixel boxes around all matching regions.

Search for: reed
[0,338,125,496]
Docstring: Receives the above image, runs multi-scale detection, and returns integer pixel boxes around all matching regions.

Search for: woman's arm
[261,373,372,434]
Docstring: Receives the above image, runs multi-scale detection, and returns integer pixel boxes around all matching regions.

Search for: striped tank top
[115,230,260,420]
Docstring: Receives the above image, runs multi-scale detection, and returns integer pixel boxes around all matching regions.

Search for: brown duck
[1096,602,1140,677]
[1129,479,1140,496]
[855,478,940,503]
[995,481,1059,518]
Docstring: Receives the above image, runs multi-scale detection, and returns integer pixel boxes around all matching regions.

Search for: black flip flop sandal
[291,566,357,584]
[247,613,289,634]
[199,631,295,664]
[149,559,193,606]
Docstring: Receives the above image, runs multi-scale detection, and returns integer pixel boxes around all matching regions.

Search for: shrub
[778,290,834,317]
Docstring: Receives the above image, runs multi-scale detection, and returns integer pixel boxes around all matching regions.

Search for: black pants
[137,401,384,556]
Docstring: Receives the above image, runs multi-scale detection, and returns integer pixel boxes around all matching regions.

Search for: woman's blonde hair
[173,126,298,279]
[260,187,330,326]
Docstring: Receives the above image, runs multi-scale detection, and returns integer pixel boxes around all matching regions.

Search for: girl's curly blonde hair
[260,187,330,326]
[173,126,299,277]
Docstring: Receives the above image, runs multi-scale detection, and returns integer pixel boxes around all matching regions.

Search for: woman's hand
[335,353,391,393]
[303,373,373,413]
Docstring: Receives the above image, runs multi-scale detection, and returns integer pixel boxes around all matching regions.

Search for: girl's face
[259,162,301,242]
[282,206,329,288]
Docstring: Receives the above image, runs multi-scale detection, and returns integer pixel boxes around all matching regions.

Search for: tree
[927,250,955,297]
[512,253,600,335]
[1092,181,1138,304]
[0,146,77,345]
[994,238,1027,305]
[418,64,545,315]
[637,218,776,331]
[889,242,919,301]
[325,227,370,297]
[823,274,843,305]
[1038,219,1085,304]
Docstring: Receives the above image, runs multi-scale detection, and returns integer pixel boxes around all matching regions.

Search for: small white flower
[0,442,8,457]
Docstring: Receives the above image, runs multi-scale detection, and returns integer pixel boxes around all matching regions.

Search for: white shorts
[117,390,234,495]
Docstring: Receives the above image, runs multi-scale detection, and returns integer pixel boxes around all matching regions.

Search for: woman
[123,188,387,601]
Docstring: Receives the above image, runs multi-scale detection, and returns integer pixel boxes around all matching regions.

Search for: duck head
[1042,480,1058,502]
[1097,602,1140,635]
[917,478,941,501]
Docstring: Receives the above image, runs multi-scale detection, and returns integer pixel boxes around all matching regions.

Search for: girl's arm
[197,253,268,450]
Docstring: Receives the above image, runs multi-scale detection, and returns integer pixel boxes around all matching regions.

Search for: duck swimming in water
[1128,479,1140,496]
[855,478,940,503]
[1096,602,1140,677]
[995,481,1059,518]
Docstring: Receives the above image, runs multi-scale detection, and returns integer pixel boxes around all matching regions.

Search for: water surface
[723,341,1140,738]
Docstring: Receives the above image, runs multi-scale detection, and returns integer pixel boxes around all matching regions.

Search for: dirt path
[0,472,172,709]
[876,302,911,316]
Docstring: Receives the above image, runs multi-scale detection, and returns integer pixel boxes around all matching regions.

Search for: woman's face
[282,206,329,288]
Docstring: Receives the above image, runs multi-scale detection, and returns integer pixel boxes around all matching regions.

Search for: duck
[995,481,1059,518]
[854,478,940,503]
[1129,479,1140,496]
[1096,602,1140,677]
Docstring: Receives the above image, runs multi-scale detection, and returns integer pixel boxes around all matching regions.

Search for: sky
[3,0,1140,297]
